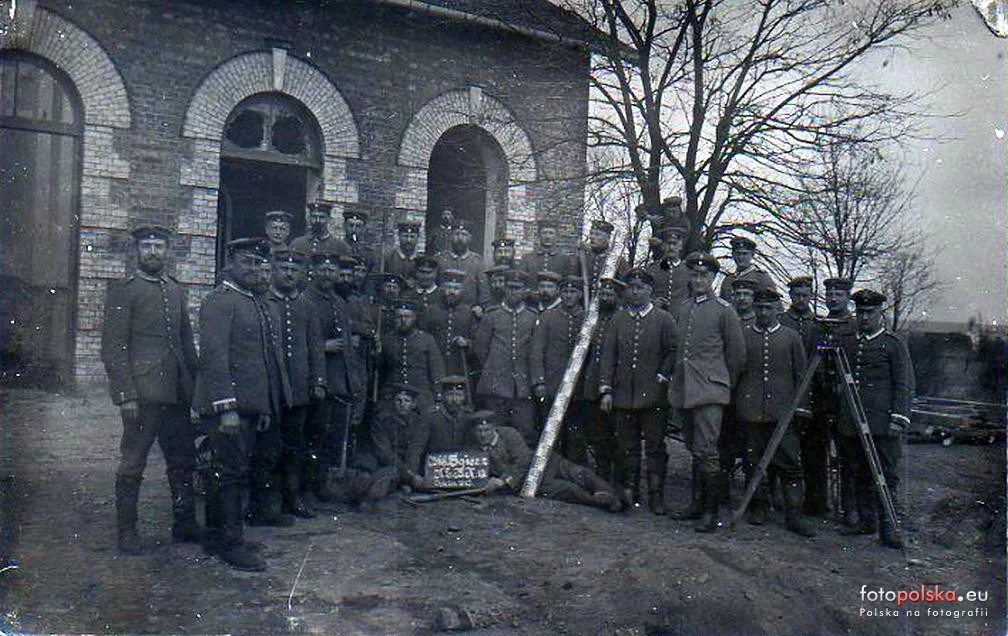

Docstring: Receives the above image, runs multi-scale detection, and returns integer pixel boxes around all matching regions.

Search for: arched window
[0,52,83,387]
[216,93,324,271]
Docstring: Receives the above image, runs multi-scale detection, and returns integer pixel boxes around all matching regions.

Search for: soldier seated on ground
[346,384,430,508]
[464,411,623,512]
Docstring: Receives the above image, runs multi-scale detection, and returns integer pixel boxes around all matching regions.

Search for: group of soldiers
[101,200,913,573]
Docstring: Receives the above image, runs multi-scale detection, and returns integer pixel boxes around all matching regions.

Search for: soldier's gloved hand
[256,414,271,432]
[310,386,326,402]
[600,393,613,413]
[218,411,241,435]
[533,383,547,399]
[453,336,470,349]
[486,477,506,492]
[119,400,139,423]
[471,305,484,320]
[656,373,669,384]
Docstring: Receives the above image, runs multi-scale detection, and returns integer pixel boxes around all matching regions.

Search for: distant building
[0,0,609,385]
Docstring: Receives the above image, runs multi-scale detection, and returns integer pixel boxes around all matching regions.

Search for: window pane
[4,58,77,125]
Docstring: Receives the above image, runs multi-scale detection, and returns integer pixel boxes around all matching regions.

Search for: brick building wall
[1,0,591,383]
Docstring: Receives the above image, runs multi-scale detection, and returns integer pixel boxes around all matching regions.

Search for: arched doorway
[426,125,508,258]
[0,52,83,387]
[216,92,324,272]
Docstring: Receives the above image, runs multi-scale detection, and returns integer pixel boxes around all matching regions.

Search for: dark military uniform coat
[519,249,576,278]
[436,250,484,306]
[779,306,817,355]
[370,408,430,480]
[304,287,362,401]
[465,425,531,486]
[472,303,538,400]
[289,233,348,258]
[101,271,198,406]
[531,305,585,395]
[423,294,477,376]
[580,308,617,401]
[718,265,774,302]
[193,279,289,416]
[735,323,809,423]
[380,328,446,404]
[837,329,914,437]
[262,288,326,408]
[384,248,417,287]
[426,405,473,454]
[668,294,746,409]
[645,258,691,312]
[599,304,678,410]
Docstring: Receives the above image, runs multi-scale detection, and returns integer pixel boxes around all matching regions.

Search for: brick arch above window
[398,86,537,183]
[1,3,131,129]
[181,49,360,159]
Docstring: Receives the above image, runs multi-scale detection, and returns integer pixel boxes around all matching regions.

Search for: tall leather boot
[851,483,878,535]
[281,455,316,519]
[695,471,721,533]
[673,460,703,520]
[783,480,816,537]
[841,467,858,527]
[218,484,266,572]
[115,474,153,555]
[878,487,904,549]
[203,478,223,555]
[247,470,295,527]
[167,468,203,543]
[647,471,667,516]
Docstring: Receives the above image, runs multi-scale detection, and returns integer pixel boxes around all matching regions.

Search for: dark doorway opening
[427,125,507,259]
[216,158,308,271]
[215,92,323,274]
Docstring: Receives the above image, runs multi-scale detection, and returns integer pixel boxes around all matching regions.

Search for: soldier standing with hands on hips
[101,225,202,554]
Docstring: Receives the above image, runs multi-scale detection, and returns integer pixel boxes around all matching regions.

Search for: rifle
[405,486,488,504]
[371,206,390,403]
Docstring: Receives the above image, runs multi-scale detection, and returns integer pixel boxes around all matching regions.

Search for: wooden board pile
[909,396,1006,445]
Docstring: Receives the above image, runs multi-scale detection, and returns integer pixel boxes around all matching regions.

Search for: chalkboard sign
[425,451,490,489]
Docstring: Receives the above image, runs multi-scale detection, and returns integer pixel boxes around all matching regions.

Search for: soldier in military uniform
[645,221,690,312]
[520,220,575,278]
[481,264,510,311]
[334,255,373,467]
[290,201,348,258]
[423,269,477,378]
[472,270,539,444]
[264,210,293,253]
[436,220,484,307]
[193,238,284,571]
[341,209,377,272]
[384,220,422,287]
[581,277,624,482]
[531,276,588,463]
[598,269,678,514]
[302,251,354,503]
[718,236,774,302]
[101,225,202,554]
[837,289,913,549]
[261,249,327,519]
[730,278,759,327]
[779,276,816,355]
[491,237,517,268]
[426,376,474,453]
[347,385,430,507]
[578,219,615,299]
[412,253,441,318]
[531,270,562,315]
[466,412,622,511]
[805,277,857,518]
[736,288,815,536]
[379,296,445,410]
[668,252,746,532]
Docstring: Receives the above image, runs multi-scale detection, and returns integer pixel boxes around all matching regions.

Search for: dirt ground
[1,385,1004,635]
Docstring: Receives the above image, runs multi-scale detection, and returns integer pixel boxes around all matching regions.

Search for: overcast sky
[864,4,1007,325]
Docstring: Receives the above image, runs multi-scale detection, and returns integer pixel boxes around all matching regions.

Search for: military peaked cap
[505,270,530,287]
[788,276,813,289]
[559,276,584,291]
[390,383,421,397]
[264,210,293,223]
[729,235,757,251]
[492,238,515,248]
[338,255,359,269]
[271,248,307,264]
[823,277,853,291]
[343,209,368,222]
[310,251,340,266]
[731,278,761,291]
[227,237,270,259]
[591,219,615,234]
[131,224,172,242]
[396,220,422,233]
[441,269,467,283]
[851,289,886,308]
[536,270,562,283]
[622,268,655,286]
[483,264,510,277]
[685,251,720,273]
[465,410,497,427]
[753,288,782,304]
[599,276,627,291]
[307,201,333,216]
[439,375,469,388]
[414,253,440,270]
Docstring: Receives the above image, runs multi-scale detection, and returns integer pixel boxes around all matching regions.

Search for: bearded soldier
[101,225,201,554]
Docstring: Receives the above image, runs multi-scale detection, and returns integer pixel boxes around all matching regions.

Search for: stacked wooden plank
[909,396,1006,445]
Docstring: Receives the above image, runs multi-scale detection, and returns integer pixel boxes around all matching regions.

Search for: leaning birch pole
[521,224,625,498]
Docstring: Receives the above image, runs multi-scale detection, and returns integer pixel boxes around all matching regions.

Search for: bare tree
[567,0,955,252]
[876,237,944,332]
